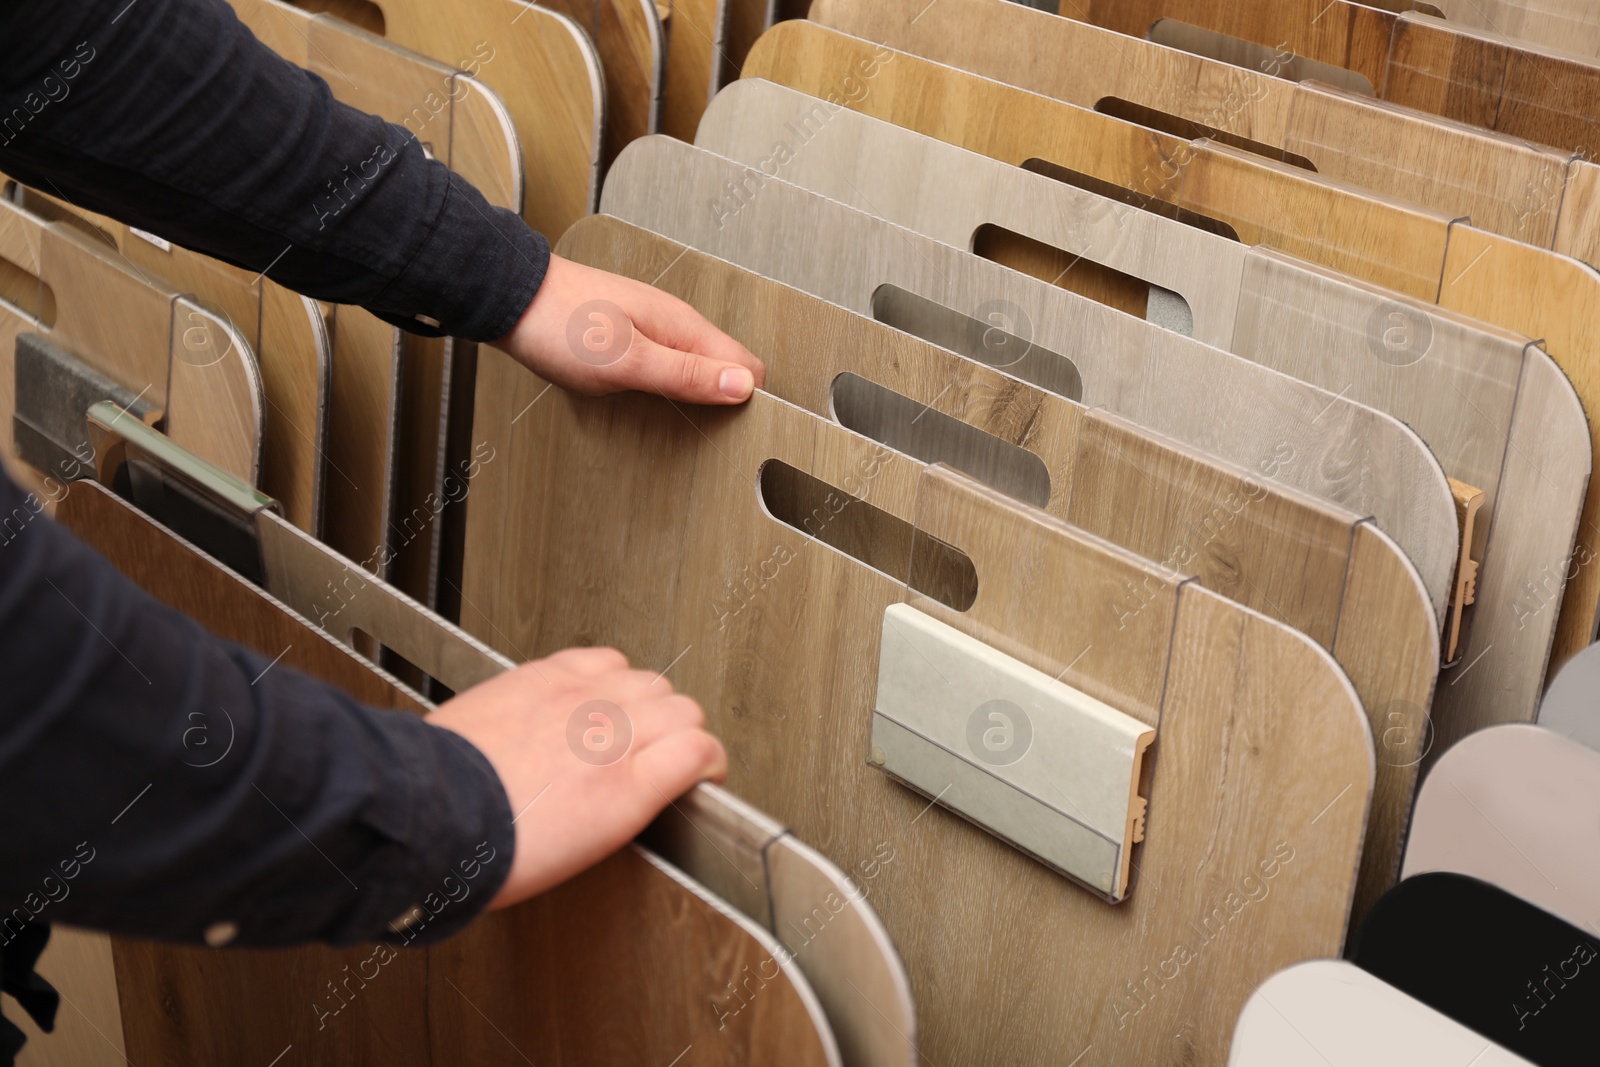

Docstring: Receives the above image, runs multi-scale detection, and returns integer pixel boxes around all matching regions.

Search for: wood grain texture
[53,481,838,1067]
[561,212,1433,932]
[812,0,1580,251]
[284,0,602,236]
[1402,723,1600,936]
[1430,0,1600,62]
[540,0,665,170]
[11,929,124,1067]
[322,306,401,576]
[601,135,1460,619]
[0,197,262,490]
[461,339,1375,1065]
[723,0,775,83]
[691,82,1586,749]
[741,24,1600,677]
[1229,960,1533,1066]
[1075,0,1600,163]
[660,0,729,139]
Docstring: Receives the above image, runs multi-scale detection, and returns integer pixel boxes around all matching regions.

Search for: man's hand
[426,646,728,909]
[494,254,766,404]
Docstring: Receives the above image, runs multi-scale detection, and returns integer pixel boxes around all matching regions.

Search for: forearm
[0,468,513,948]
[0,0,545,341]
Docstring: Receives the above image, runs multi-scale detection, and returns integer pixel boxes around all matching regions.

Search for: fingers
[627,283,765,381]
[631,728,729,800]
[622,334,758,404]
[539,646,628,676]
[627,693,706,749]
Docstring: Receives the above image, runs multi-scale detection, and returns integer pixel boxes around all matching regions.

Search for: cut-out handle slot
[287,0,386,35]
[869,284,1084,401]
[1092,97,1318,172]
[0,255,53,327]
[1018,157,1242,242]
[758,458,978,611]
[830,372,1051,508]
[1146,19,1377,96]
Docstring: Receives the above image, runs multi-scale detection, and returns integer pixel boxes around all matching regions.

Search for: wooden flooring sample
[660,0,729,139]
[284,0,602,237]
[0,197,261,492]
[1539,639,1600,751]
[740,21,1600,680]
[1228,960,1532,1066]
[462,344,1375,1066]
[601,135,1459,617]
[1351,873,1596,1067]
[560,213,1437,927]
[1402,724,1600,936]
[1429,0,1600,61]
[52,480,840,1067]
[812,0,1586,254]
[693,80,1590,755]
[538,0,664,170]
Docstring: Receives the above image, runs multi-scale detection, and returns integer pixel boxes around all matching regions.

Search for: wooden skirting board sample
[740,21,1600,680]
[1428,0,1600,62]
[810,0,1600,274]
[462,334,1376,1065]
[1351,873,1595,1067]
[693,81,1590,755]
[1228,960,1532,1066]
[560,214,1435,926]
[47,476,843,1067]
[600,136,1458,618]
[1402,724,1600,936]
[1539,639,1600,751]
[283,0,601,237]
[0,197,261,491]
[535,0,664,170]
[659,0,730,140]
[1074,0,1600,164]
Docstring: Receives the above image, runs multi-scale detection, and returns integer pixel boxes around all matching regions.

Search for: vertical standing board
[461,336,1376,1065]
[1538,639,1600,751]
[1228,960,1532,1066]
[1401,724,1600,936]
[723,0,776,83]
[660,0,731,139]
[283,0,602,236]
[601,136,1459,620]
[1073,0,1600,166]
[48,477,842,1067]
[560,214,1436,925]
[810,0,1600,266]
[741,21,1600,683]
[0,198,260,491]
[1427,0,1600,61]
[534,0,665,169]
[693,81,1591,759]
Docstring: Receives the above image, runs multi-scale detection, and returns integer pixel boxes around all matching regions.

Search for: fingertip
[718,366,755,401]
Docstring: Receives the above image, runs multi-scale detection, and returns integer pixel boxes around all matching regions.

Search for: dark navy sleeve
[0,0,547,342]
[0,464,515,949]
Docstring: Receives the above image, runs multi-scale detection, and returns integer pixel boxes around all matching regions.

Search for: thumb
[623,335,756,404]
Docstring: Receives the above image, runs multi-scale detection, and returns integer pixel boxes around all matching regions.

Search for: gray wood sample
[692,79,1593,748]
[600,134,1458,623]
[1539,639,1600,752]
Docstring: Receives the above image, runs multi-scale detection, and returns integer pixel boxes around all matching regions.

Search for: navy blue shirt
[0,0,533,1049]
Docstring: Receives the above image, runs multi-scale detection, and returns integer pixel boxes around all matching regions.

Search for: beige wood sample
[1228,960,1533,1066]
[0,197,261,490]
[462,338,1375,1066]
[1429,0,1600,62]
[285,0,603,237]
[811,0,1593,256]
[51,478,841,1067]
[740,21,1600,680]
[560,214,1437,925]
[600,135,1459,617]
[1402,724,1600,936]
[11,929,123,1067]
[724,0,775,83]
[692,81,1590,753]
[537,0,665,169]
[1076,0,1600,164]
[660,0,729,139]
